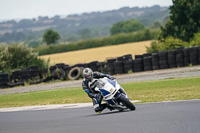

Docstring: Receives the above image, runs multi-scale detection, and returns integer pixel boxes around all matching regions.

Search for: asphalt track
[0,100,200,133]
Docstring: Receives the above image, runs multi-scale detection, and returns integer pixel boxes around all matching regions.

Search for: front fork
[114,87,130,107]
[118,86,129,100]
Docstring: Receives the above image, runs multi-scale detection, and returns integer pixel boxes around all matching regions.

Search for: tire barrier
[97,62,106,72]
[68,67,82,80]
[143,53,152,58]
[143,57,152,71]
[0,73,9,87]
[30,66,40,79]
[114,61,124,74]
[159,51,169,69]
[88,61,98,71]
[117,56,124,61]
[107,58,117,63]
[11,70,22,82]
[63,65,72,72]
[1,46,200,88]
[198,47,200,64]
[56,63,66,68]
[105,62,115,75]
[189,47,199,66]
[52,68,67,80]
[40,68,49,78]
[116,54,133,73]
[168,50,177,68]
[135,55,143,59]
[123,60,133,73]
[176,48,184,67]
[183,48,190,66]
[20,69,31,82]
[133,58,143,72]
[50,65,57,73]
[152,53,160,70]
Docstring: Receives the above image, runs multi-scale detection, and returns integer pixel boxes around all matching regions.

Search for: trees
[42,29,61,45]
[0,43,49,73]
[110,19,144,35]
[159,0,200,42]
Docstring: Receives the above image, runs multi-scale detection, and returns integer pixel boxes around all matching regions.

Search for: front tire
[118,95,136,111]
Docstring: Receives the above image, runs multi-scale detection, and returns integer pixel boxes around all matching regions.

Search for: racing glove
[94,93,101,99]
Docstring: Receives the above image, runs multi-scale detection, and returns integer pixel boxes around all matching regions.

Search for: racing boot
[94,103,107,113]
[106,104,114,111]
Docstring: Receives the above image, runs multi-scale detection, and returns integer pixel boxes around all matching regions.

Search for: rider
[82,68,116,113]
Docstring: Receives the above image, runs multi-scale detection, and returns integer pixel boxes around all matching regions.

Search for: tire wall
[1,46,200,88]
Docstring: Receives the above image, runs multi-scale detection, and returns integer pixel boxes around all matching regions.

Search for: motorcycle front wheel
[118,95,136,111]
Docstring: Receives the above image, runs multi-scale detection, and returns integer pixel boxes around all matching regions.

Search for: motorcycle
[88,77,136,111]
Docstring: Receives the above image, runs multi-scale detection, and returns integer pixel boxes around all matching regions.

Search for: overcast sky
[0,0,172,21]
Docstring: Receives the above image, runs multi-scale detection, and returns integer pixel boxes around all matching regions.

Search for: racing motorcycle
[89,77,136,111]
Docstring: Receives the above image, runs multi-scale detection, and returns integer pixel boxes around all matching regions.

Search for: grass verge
[0,76,200,108]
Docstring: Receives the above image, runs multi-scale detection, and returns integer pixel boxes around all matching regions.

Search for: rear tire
[118,95,136,111]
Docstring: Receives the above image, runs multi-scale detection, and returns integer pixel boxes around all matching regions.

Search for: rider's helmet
[83,68,93,81]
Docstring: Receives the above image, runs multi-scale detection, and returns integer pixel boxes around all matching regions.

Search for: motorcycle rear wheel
[118,95,136,111]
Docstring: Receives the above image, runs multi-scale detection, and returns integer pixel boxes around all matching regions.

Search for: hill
[0,5,169,44]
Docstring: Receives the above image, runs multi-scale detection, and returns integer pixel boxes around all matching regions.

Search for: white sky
[0,0,172,21]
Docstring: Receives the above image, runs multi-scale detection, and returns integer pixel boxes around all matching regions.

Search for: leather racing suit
[82,71,115,113]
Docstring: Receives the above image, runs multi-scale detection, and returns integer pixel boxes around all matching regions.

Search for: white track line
[1,99,199,112]
[0,100,140,112]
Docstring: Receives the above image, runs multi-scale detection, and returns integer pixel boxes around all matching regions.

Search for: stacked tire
[143,56,152,71]
[20,69,31,82]
[168,50,177,68]
[56,63,66,68]
[97,62,106,73]
[189,47,199,66]
[151,53,160,70]
[0,73,9,87]
[123,60,133,73]
[52,68,66,80]
[30,66,40,79]
[73,63,85,68]
[11,70,22,82]
[123,54,133,73]
[63,65,72,73]
[159,51,168,69]
[40,68,49,78]
[133,58,143,72]
[68,67,82,80]
[135,55,143,59]
[198,47,200,64]
[183,48,190,66]
[117,54,133,73]
[88,61,98,71]
[176,48,184,67]
[143,53,152,58]
[50,65,57,75]
[105,58,116,75]
[114,61,124,74]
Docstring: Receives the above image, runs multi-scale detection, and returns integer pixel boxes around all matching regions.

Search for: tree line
[147,0,200,52]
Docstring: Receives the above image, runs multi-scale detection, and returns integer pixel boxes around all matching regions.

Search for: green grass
[0,76,200,108]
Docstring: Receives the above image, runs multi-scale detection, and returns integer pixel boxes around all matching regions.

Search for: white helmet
[83,68,93,81]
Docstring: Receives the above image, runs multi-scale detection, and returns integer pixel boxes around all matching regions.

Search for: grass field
[0,76,199,108]
[40,41,151,65]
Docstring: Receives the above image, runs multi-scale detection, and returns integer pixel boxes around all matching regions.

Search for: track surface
[0,100,200,133]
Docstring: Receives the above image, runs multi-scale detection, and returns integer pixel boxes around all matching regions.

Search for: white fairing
[89,77,120,101]
[89,77,133,111]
